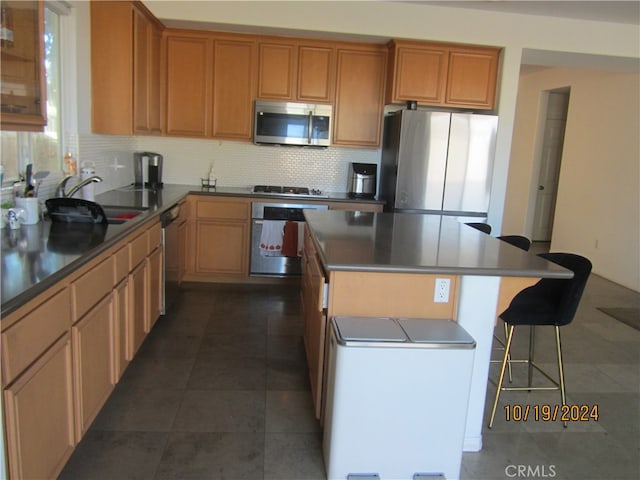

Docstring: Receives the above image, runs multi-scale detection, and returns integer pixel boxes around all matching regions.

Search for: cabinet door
[90,1,133,135]
[212,37,255,139]
[387,43,448,105]
[127,260,147,359]
[72,293,115,438]
[333,47,386,147]
[257,42,296,100]
[132,7,150,134]
[113,278,129,382]
[297,44,335,103]
[195,221,248,275]
[445,47,499,109]
[148,24,162,133]
[0,1,46,131]
[301,234,326,419]
[146,246,163,331]
[177,219,188,283]
[3,334,75,480]
[165,34,211,137]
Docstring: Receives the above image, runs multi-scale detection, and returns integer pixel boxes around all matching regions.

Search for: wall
[504,67,640,291]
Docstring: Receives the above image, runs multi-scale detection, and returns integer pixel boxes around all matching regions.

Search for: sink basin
[102,206,148,224]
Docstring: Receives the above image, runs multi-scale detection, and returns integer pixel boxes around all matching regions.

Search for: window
[1,4,63,184]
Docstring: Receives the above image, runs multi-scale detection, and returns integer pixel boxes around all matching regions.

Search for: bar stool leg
[489,325,515,429]
[504,322,513,382]
[555,326,568,428]
[528,325,536,390]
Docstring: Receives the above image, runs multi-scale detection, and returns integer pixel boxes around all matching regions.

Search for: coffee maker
[134,152,163,189]
[348,162,377,198]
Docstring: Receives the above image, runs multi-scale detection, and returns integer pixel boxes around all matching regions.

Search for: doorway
[531,88,570,242]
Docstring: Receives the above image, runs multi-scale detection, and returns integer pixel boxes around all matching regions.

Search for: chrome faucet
[55,175,103,198]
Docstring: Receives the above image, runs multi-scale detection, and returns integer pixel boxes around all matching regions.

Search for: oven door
[251,220,304,276]
[250,202,329,277]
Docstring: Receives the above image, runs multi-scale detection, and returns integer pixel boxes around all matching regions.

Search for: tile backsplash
[134,136,381,192]
[5,133,381,207]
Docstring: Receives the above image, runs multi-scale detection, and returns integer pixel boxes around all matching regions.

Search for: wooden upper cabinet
[386,39,500,110]
[91,1,163,135]
[257,39,335,103]
[333,45,387,148]
[258,42,296,100]
[212,36,256,139]
[297,44,335,102]
[165,33,212,137]
[0,1,46,131]
[132,5,162,134]
[445,46,499,109]
[386,41,448,105]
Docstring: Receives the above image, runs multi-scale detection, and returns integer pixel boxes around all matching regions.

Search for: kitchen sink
[102,206,148,224]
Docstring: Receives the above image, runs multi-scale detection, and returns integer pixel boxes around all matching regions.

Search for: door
[394,110,450,210]
[532,90,569,241]
[443,113,498,213]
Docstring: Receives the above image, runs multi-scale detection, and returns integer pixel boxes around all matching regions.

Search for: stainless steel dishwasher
[160,204,180,314]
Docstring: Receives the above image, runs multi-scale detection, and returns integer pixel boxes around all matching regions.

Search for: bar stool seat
[488,252,592,428]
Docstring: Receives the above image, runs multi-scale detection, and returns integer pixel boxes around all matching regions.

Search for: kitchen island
[302,210,572,452]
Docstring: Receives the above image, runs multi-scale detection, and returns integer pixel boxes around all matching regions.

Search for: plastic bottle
[80,162,96,201]
[64,152,77,176]
[208,162,216,188]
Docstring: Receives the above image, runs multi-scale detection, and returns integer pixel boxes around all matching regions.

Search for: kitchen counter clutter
[301,209,572,460]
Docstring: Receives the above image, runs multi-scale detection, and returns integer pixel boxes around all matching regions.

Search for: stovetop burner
[253,185,325,197]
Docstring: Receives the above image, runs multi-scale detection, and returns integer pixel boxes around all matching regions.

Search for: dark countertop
[304,210,573,278]
[1,185,383,318]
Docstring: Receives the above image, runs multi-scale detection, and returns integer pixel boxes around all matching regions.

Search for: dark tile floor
[58,273,640,480]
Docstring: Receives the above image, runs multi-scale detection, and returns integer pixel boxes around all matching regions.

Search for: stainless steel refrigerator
[380,109,498,219]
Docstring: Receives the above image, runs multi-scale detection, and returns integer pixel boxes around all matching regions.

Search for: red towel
[282,221,299,257]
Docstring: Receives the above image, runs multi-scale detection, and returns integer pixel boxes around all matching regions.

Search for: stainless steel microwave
[254,101,332,147]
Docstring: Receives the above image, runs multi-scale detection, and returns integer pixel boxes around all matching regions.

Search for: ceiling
[418,1,640,25]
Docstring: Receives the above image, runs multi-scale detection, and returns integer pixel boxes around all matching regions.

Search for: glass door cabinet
[1,1,46,131]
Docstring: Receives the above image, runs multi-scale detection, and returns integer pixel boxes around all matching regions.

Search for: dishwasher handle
[160,204,180,227]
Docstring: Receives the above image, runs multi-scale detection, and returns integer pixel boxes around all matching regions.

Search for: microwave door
[256,111,310,145]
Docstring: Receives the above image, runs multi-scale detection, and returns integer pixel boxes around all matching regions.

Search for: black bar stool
[488,252,592,428]
[465,222,492,234]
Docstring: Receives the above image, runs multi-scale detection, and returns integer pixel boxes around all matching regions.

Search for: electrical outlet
[434,278,450,303]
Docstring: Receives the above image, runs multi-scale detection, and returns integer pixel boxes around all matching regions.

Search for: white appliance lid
[334,316,407,343]
[397,318,475,346]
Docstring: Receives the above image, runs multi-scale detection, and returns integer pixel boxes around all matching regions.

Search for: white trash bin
[323,316,476,480]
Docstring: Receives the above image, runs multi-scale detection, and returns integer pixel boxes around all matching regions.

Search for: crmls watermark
[505,464,557,478]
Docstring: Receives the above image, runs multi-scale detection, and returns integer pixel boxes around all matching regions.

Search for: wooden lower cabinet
[146,246,163,330]
[195,221,247,274]
[188,196,250,277]
[113,278,130,381]
[3,334,75,480]
[128,260,147,359]
[72,293,115,438]
[301,228,326,419]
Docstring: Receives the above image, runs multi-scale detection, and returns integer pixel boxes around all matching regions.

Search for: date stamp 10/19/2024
[504,404,600,422]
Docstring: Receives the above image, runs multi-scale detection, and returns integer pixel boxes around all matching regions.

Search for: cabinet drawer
[196,199,248,220]
[72,257,114,322]
[148,222,162,249]
[2,288,71,386]
[129,230,148,268]
[114,245,129,283]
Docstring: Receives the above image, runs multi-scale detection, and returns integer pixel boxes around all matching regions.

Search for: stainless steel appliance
[253,185,327,198]
[254,101,332,147]
[134,152,163,189]
[380,110,498,219]
[251,201,329,276]
[160,204,180,314]
[348,162,377,199]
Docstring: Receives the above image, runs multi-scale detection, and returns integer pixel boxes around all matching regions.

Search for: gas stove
[252,185,327,197]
